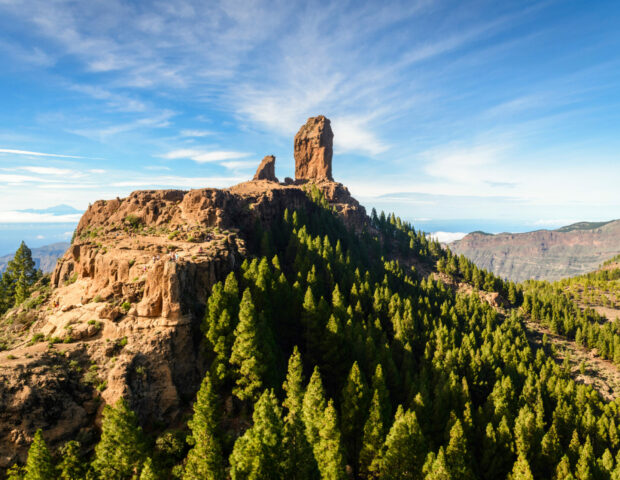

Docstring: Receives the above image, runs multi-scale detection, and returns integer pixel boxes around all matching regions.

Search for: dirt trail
[524,320,620,401]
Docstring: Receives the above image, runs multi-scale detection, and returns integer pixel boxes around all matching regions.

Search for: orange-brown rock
[294,115,333,181]
[252,155,278,182]
[0,175,367,466]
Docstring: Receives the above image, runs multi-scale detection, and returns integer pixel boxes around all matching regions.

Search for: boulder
[294,115,333,181]
[253,155,278,182]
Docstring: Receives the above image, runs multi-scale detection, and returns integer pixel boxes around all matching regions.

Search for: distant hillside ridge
[556,220,615,232]
[0,242,69,274]
[449,219,620,282]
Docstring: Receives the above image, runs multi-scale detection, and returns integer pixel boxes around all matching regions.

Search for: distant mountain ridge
[449,219,620,282]
[0,242,70,274]
[18,204,82,215]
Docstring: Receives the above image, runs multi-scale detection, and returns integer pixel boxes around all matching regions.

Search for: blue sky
[0,0,619,252]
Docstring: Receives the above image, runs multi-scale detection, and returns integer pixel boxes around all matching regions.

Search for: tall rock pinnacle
[294,115,334,181]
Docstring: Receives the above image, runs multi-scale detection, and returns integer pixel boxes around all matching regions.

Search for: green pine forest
[5,189,620,480]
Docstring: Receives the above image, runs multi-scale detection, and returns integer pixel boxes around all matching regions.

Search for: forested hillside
[6,187,620,480]
[522,255,620,364]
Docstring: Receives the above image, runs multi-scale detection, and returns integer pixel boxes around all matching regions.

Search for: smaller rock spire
[253,155,278,182]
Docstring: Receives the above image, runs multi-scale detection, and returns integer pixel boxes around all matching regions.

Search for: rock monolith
[294,115,333,181]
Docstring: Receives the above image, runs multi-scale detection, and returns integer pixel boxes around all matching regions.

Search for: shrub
[118,336,128,347]
[125,214,142,229]
[29,333,45,345]
[120,301,131,313]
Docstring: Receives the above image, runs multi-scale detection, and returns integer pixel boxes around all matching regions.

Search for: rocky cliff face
[294,115,334,181]
[0,116,366,466]
[450,220,620,282]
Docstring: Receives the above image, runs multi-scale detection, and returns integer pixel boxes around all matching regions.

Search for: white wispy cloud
[431,231,468,243]
[144,165,171,171]
[180,130,213,138]
[220,160,259,170]
[70,84,147,112]
[161,149,251,164]
[0,148,84,159]
[19,166,75,176]
[69,111,176,141]
[0,211,83,223]
[422,142,511,186]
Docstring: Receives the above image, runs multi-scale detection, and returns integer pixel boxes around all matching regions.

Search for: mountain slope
[2,117,620,479]
[450,219,620,282]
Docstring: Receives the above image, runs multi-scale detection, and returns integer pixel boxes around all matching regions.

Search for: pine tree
[183,374,225,480]
[575,436,594,480]
[140,458,157,480]
[282,347,319,480]
[0,272,9,314]
[24,430,55,480]
[340,361,368,473]
[316,400,347,480]
[92,398,146,480]
[14,271,30,305]
[371,364,391,427]
[7,241,37,284]
[302,367,327,447]
[229,389,285,480]
[58,440,86,480]
[445,418,474,479]
[6,465,25,480]
[424,448,451,480]
[513,405,540,463]
[302,287,322,364]
[554,455,575,480]
[230,288,266,402]
[373,406,426,479]
[358,389,385,477]
[2,241,38,309]
[507,455,534,480]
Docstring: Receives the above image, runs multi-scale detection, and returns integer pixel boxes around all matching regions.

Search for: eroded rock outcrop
[253,155,278,182]
[294,115,333,181]
[0,115,368,466]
